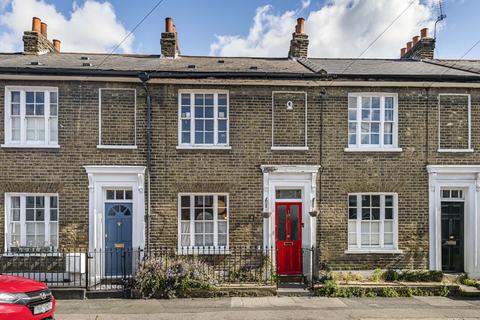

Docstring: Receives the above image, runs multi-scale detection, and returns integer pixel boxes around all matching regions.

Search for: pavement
[54,296,480,320]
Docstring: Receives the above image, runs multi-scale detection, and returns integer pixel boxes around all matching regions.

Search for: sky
[0,0,478,59]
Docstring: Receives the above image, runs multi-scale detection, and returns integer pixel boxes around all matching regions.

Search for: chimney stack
[401,27,435,60]
[161,17,180,58]
[23,17,60,54]
[288,18,309,59]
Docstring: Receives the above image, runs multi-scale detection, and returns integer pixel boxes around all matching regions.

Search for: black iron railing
[0,246,277,291]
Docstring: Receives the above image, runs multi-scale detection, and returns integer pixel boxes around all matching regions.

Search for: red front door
[275,202,302,275]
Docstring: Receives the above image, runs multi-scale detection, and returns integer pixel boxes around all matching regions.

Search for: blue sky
[0,0,478,59]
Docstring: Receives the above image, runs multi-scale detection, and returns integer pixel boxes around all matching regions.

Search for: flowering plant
[133,256,216,298]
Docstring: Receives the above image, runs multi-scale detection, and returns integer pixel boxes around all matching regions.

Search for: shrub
[438,286,450,297]
[399,270,443,282]
[371,267,383,282]
[462,278,478,287]
[381,287,400,297]
[382,270,443,282]
[382,269,401,282]
[133,256,217,298]
[316,280,339,296]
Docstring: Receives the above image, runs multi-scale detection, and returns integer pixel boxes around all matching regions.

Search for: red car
[0,275,55,320]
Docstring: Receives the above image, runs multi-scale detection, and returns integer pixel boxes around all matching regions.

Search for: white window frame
[4,193,59,252]
[177,90,231,150]
[97,88,137,150]
[346,192,401,254]
[2,86,59,148]
[437,93,473,153]
[345,93,402,152]
[177,193,229,254]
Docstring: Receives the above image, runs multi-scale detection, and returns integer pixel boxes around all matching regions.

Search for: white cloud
[301,0,311,9]
[0,0,132,53]
[210,0,437,58]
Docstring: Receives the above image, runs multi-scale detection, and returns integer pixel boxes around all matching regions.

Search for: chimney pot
[53,39,61,52]
[32,17,41,33]
[406,41,413,51]
[165,17,174,33]
[421,28,428,38]
[297,18,305,34]
[161,17,180,58]
[400,48,407,58]
[412,36,420,45]
[40,22,47,38]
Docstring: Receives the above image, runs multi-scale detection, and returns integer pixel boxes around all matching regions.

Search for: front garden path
[56,296,480,319]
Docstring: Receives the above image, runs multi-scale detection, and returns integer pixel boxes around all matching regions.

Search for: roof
[0,52,312,76]
[0,52,479,81]
[423,59,480,75]
[299,58,480,79]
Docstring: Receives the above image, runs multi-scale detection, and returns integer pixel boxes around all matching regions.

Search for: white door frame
[84,166,146,252]
[427,165,480,278]
[261,165,320,278]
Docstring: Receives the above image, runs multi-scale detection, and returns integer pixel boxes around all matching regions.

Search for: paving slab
[414,296,474,307]
[291,297,347,308]
[56,297,480,320]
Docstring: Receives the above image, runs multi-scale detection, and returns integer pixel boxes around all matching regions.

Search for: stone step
[277,287,312,297]
[443,273,467,283]
[459,284,480,298]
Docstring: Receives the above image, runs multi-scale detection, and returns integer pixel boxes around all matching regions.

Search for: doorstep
[459,284,480,298]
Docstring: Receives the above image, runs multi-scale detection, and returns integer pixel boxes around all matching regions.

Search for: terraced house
[1,16,480,288]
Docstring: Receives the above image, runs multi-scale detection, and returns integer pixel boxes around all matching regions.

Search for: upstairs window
[347,93,399,151]
[3,87,58,148]
[178,91,229,148]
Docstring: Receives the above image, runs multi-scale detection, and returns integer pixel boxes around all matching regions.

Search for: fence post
[311,246,315,290]
[85,250,90,291]
[122,249,127,297]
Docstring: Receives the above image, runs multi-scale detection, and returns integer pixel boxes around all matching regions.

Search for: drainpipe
[139,72,152,253]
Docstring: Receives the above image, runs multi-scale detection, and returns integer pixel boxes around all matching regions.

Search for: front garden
[313,268,480,298]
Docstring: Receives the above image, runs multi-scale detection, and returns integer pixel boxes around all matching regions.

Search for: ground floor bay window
[347,193,400,253]
[4,193,58,253]
[178,194,228,252]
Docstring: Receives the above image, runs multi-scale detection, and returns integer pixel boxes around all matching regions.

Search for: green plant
[382,269,400,281]
[133,256,217,298]
[438,286,450,297]
[371,267,383,282]
[381,286,400,297]
[462,278,478,287]
[382,270,443,282]
[400,270,443,282]
[316,280,339,296]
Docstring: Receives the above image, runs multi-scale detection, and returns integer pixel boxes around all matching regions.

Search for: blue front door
[105,202,133,276]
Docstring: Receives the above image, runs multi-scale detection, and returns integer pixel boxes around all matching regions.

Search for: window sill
[271,146,309,151]
[1,144,60,149]
[97,145,138,150]
[437,148,474,153]
[344,249,403,254]
[176,247,230,255]
[344,147,403,153]
[176,145,232,150]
